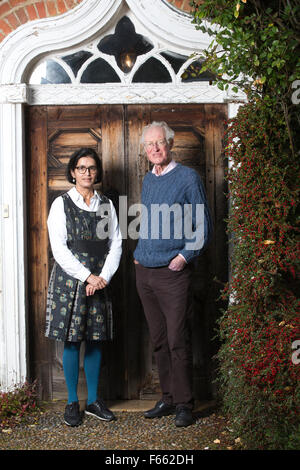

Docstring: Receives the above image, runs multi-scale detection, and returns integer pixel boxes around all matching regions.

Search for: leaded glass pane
[161,51,188,74]
[181,60,215,82]
[62,51,93,77]
[80,58,121,83]
[29,60,71,84]
[133,58,171,83]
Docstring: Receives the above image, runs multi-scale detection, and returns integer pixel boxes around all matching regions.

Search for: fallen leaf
[214,439,221,444]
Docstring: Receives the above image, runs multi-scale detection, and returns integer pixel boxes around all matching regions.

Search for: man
[134,121,212,427]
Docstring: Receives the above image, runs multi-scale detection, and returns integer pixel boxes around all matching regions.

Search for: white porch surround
[0,0,245,390]
[0,102,28,389]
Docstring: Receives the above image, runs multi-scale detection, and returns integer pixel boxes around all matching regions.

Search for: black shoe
[85,399,116,422]
[64,401,82,427]
[175,407,194,427]
[144,400,176,419]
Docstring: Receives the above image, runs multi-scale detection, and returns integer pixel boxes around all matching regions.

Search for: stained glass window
[28,17,214,85]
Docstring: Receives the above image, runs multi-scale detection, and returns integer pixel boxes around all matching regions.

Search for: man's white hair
[140,121,175,145]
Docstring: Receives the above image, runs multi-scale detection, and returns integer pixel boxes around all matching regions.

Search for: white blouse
[47,187,122,284]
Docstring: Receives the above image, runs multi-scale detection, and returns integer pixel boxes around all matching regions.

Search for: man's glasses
[144,139,167,150]
[75,165,97,174]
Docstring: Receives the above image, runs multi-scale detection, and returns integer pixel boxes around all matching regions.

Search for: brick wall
[0,0,84,42]
[166,0,192,13]
[0,0,191,43]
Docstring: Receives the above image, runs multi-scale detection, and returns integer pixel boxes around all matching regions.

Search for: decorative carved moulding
[0,83,246,105]
[0,84,29,104]
[23,83,245,105]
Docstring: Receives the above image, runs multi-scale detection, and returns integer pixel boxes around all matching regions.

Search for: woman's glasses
[75,165,97,174]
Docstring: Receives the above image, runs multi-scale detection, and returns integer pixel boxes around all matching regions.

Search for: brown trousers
[135,264,194,409]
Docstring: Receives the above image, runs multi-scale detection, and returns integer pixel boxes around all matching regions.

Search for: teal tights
[63,341,102,405]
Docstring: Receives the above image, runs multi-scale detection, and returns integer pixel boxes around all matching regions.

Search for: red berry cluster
[217,101,299,449]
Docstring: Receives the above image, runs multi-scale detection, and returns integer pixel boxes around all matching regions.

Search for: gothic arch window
[29,16,212,86]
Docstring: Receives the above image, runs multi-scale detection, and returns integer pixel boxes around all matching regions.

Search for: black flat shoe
[175,406,194,427]
[85,399,116,422]
[64,401,82,427]
[144,400,176,418]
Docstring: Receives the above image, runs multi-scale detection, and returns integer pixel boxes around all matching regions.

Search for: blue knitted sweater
[134,163,212,267]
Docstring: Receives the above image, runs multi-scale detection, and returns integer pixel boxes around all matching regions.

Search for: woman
[45,147,122,427]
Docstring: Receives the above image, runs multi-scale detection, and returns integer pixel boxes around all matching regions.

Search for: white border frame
[0,0,245,390]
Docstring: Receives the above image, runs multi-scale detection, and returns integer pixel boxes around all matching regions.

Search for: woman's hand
[86,274,108,290]
[86,283,96,296]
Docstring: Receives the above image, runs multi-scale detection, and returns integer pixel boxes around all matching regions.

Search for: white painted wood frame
[0,0,245,390]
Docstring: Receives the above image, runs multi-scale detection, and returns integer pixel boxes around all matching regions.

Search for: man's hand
[168,255,187,272]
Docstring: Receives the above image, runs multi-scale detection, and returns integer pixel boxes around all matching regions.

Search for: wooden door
[26,104,227,401]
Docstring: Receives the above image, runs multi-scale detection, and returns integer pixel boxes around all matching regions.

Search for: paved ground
[0,400,243,452]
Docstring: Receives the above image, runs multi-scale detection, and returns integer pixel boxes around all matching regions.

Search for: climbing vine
[191,0,300,449]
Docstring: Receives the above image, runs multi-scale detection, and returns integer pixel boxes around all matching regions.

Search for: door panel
[127,104,227,398]
[26,104,227,401]
[26,106,52,399]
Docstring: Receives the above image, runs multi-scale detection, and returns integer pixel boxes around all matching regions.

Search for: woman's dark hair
[66,147,102,184]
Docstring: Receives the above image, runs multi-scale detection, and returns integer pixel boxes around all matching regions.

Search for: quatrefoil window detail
[98,16,153,72]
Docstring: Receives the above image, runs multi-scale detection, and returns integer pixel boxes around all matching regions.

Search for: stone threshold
[44,399,217,412]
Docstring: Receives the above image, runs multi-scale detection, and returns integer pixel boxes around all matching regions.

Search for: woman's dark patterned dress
[45,193,113,342]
